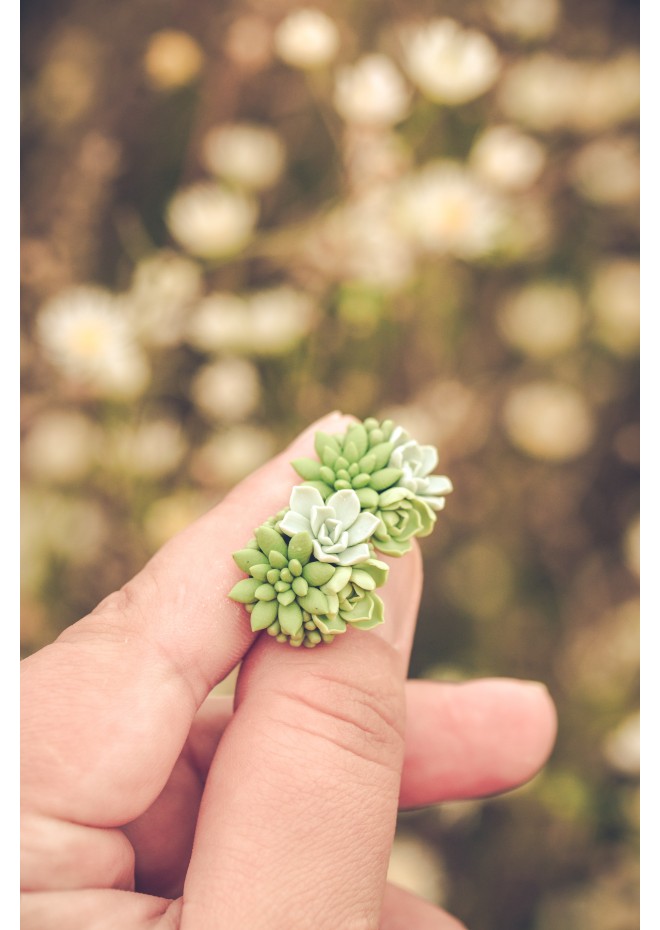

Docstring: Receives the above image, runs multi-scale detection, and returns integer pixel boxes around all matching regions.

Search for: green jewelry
[229,417,452,647]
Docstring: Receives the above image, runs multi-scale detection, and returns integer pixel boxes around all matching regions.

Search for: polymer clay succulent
[229,416,452,646]
[291,417,452,557]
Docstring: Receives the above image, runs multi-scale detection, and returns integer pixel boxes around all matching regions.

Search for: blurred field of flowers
[21,0,639,927]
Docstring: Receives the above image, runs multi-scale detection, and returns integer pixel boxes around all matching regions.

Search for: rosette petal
[278,510,312,536]
[311,505,336,538]
[290,485,324,519]
[326,489,361,529]
[345,511,381,546]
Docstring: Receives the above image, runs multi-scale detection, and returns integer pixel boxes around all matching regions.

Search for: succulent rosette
[278,486,380,565]
[389,426,454,511]
[228,415,451,645]
[292,417,452,557]
[228,522,390,647]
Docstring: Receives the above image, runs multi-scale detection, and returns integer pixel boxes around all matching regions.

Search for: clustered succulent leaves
[229,417,452,646]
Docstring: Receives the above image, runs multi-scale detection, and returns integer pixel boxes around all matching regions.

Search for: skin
[21,412,557,929]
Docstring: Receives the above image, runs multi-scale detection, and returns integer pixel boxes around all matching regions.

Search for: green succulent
[292,417,437,556]
[291,418,403,507]
[229,523,389,647]
[369,486,436,556]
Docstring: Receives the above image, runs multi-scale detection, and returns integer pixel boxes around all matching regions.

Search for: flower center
[319,518,349,553]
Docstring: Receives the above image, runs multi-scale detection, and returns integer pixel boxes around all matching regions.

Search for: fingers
[123,695,234,898]
[381,883,467,930]
[20,889,180,930]
[400,678,557,807]
[179,546,423,929]
[126,677,555,896]
[19,886,465,930]
[21,814,135,892]
[21,412,354,830]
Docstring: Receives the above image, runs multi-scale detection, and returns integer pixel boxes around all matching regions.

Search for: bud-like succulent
[369,485,436,556]
[292,417,452,556]
[228,523,389,647]
[291,419,403,506]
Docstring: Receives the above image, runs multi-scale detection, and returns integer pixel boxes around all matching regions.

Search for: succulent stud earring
[229,417,452,647]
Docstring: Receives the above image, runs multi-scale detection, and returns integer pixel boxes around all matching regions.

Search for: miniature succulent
[389,427,454,511]
[228,415,451,645]
[278,486,380,565]
[228,522,389,647]
[292,416,452,557]
[291,418,403,503]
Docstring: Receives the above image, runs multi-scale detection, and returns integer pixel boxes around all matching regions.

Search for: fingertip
[283,411,357,456]
[400,677,559,807]
[470,678,558,785]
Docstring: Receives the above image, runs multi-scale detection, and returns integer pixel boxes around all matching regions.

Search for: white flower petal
[290,484,324,519]
[279,511,311,536]
[345,511,380,546]
[326,489,361,529]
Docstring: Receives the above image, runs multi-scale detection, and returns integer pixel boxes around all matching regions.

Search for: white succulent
[279,487,380,565]
[390,428,453,511]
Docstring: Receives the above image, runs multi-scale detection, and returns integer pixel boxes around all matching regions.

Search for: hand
[21,412,557,930]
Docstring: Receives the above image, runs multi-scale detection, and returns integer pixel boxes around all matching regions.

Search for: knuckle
[270,657,405,774]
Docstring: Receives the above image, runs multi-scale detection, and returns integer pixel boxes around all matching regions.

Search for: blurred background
[21,0,639,927]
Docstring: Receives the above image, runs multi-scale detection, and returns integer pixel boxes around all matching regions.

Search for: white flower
[400,19,501,105]
[305,189,416,289]
[36,285,150,398]
[470,125,546,191]
[202,123,286,190]
[342,126,412,191]
[274,9,339,70]
[333,55,411,127]
[497,53,581,132]
[569,136,639,206]
[486,0,560,41]
[393,162,504,259]
[143,29,204,90]
[502,381,594,461]
[498,53,639,135]
[249,287,318,355]
[110,419,187,477]
[390,428,453,511]
[589,258,640,355]
[602,712,640,776]
[190,358,261,421]
[185,287,317,355]
[127,251,202,347]
[192,426,275,485]
[496,280,584,358]
[186,293,249,352]
[22,410,101,483]
[166,183,258,259]
[279,487,380,565]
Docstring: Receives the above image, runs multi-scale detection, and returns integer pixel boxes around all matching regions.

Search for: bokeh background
[21,1,640,927]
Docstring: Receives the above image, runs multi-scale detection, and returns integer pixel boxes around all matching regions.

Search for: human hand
[21,412,557,929]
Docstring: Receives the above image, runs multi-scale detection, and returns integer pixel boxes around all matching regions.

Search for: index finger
[21,412,355,827]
